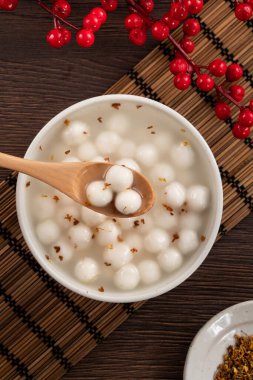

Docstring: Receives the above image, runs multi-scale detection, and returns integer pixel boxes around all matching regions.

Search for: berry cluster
[234,0,253,21]
[1,0,252,140]
[169,56,253,139]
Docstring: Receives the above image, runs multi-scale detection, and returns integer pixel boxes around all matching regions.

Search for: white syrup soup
[25,100,211,294]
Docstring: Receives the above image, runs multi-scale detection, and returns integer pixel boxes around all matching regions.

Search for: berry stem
[167,33,197,72]
[125,0,153,27]
[36,0,79,31]
[215,85,245,110]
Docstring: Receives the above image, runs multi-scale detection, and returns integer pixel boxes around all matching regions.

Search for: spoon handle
[0,152,47,176]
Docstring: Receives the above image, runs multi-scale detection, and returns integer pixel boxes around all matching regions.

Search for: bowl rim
[16,94,223,303]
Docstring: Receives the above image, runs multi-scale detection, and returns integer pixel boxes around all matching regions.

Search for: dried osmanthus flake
[111,103,121,110]
[172,233,179,243]
[214,335,253,380]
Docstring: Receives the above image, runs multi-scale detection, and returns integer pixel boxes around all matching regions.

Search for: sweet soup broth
[25,100,211,294]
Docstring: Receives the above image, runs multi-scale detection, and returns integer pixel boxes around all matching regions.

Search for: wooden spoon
[0,152,155,218]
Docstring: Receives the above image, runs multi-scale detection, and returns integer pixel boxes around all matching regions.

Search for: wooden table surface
[1,2,252,379]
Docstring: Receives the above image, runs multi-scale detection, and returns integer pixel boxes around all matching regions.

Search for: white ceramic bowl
[16,94,223,303]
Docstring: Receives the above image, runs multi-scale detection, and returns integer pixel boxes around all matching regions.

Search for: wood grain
[0,1,253,379]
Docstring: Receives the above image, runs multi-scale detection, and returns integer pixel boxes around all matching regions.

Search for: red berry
[249,99,253,111]
[235,3,252,21]
[183,18,201,36]
[76,29,95,48]
[83,14,101,32]
[169,58,188,75]
[46,28,64,48]
[226,63,243,82]
[175,51,184,59]
[196,74,214,92]
[171,4,188,21]
[238,109,253,127]
[180,37,195,53]
[232,123,251,139]
[215,102,231,120]
[61,27,71,45]
[245,0,253,6]
[0,0,18,11]
[229,85,245,102]
[129,28,147,46]
[152,21,169,41]
[100,0,118,12]
[139,0,154,13]
[182,0,193,8]
[162,13,180,30]
[174,73,191,90]
[124,13,144,30]
[52,0,71,18]
[91,7,107,24]
[208,59,227,77]
[188,0,203,14]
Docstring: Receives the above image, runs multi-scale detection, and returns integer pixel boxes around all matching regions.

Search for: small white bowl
[184,301,253,380]
[16,95,223,303]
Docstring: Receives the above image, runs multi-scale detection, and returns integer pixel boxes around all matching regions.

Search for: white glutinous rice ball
[103,242,133,270]
[36,220,60,245]
[117,217,136,231]
[117,140,136,158]
[171,141,195,169]
[135,144,158,167]
[75,258,99,283]
[32,194,56,221]
[107,113,129,135]
[163,182,186,209]
[95,131,121,155]
[61,120,89,146]
[153,132,173,153]
[179,212,202,231]
[153,205,178,231]
[62,156,81,163]
[116,158,141,173]
[56,206,80,229]
[86,181,113,207]
[186,185,210,212]
[138,260,161,285]
[115,190,142,215]
[113,264,140,290]
[177,229,199,255]
[96,220,120,246]
[80,207,106,227]
[150,163,175,187]
[158,248,183,273]
[124,232,143,252]
[77,142,97,161]
[144,228,170,254]
[68,224,92,250]
[50,239,74,262]
[105,165,134,192]
[91,156,105,163]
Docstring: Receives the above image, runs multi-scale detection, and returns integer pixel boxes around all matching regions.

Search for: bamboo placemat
[1,0,253,378]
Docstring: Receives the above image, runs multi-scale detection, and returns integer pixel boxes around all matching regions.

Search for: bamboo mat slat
[1,1,253,378]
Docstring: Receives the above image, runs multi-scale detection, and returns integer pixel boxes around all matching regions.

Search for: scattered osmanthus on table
[1,0,253,140]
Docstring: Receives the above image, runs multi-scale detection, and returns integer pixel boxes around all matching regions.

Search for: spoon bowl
[0,153,155,217]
